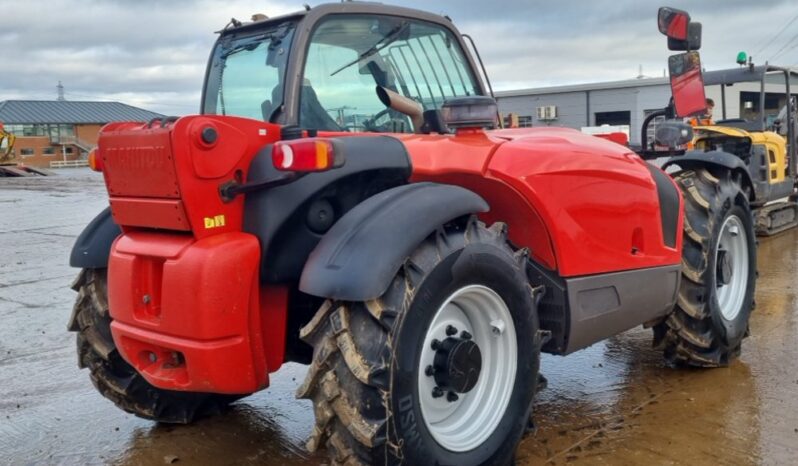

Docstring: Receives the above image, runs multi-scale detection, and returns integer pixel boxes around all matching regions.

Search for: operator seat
[300,79,342,131]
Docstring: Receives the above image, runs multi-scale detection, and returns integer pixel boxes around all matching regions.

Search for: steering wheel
[362,108,394,132]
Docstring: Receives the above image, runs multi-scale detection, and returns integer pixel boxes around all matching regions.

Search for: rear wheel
[297,220,542,465]
[655,168,756,366]
[68,268,241,423]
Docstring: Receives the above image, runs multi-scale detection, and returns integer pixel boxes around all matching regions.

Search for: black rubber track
[654,168,756,367]
[297,220,539,465]
[68,268,242,423]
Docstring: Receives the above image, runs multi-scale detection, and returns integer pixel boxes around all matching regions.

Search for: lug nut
[460,330,472,340]
[446,392,459,402]
[425,365,434,376]
[431,339,441,350]
[445,325,458,336]
[432,386,444,398]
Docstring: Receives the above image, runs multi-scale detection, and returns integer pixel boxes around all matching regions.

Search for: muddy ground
[1,170,796,465]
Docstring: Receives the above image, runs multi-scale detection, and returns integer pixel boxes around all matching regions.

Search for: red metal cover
[108,231,274,394]
[100,123,182,199]
[110,197,191,231]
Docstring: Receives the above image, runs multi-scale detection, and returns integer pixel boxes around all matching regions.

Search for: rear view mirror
[668,51,707,117]
[658,7,689,40]
[658,7,702,51]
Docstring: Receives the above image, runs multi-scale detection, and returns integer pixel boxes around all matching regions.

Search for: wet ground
[1,170,796,465]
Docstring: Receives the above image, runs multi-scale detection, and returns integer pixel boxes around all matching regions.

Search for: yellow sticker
[204,214,226,229]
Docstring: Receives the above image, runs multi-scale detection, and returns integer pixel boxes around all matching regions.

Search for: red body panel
[100,116,280,238]
[108,231,280,393]
[99,116,287,393]
[401,127,682,276]
[96,115,682,394]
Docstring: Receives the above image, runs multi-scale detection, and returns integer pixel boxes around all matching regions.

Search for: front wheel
[655,168,757,366]
[297,220,542,465]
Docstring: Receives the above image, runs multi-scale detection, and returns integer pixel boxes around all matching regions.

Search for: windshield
[299,15,482,132]
[202,21,296,121]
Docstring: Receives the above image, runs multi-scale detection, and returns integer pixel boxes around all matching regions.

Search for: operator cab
[201,4,488,134]
[702,65,798,135]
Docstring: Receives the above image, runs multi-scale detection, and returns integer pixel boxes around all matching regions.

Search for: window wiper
[221,38,268,59]
[330,21,409,77]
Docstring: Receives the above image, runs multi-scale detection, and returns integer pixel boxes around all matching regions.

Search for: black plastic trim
[299,183,488,301]
[645,164,680,248]
[69,207,122,268]
[244,135,412,282]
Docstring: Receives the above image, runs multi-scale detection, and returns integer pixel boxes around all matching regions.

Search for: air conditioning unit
[536,105,558,121]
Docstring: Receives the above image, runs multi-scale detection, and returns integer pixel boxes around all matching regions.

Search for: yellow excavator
[0,122,53,176]
[691,64,798,235]
[0,122,16,162]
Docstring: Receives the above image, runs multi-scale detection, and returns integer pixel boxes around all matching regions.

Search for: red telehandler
[69,5,755,465]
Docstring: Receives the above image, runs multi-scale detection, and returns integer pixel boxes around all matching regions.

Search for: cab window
[300,15,481,132]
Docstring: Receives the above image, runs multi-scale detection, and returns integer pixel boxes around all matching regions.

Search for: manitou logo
[204,215,226,229]
[108,145,168,170]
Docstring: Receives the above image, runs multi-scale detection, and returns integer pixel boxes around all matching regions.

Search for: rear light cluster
[88,148,103,172]
[272,138,343,172]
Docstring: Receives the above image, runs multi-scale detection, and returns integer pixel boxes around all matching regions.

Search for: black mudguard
[299,182,489,301]
[69,207,122,268]
[662,150,754,200]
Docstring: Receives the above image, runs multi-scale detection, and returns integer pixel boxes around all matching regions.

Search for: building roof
[0,100,165,125]
[495,76,670,98]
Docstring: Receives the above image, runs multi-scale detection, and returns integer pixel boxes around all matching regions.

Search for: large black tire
[655,168,757,367]
[68,268,241,423]
[297,219,542,466]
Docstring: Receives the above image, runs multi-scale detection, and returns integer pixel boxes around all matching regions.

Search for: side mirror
[658,7,701,51]
[668,51,707,117]
[655,120,693,149]
[658,7,689,40]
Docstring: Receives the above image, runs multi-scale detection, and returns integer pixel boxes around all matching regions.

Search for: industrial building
[496,71,796,145]
[0,100,163,168]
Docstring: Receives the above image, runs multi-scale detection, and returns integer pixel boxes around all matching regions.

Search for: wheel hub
[432,337,482,394]
[717,248,733,286]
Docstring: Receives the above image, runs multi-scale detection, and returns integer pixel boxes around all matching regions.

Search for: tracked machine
[68,5,756,465]
[640,24,798,235]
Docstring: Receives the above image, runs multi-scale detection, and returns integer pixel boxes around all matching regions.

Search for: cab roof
[220,2,455,36]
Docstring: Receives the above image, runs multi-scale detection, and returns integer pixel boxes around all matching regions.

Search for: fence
[49,160,89,168]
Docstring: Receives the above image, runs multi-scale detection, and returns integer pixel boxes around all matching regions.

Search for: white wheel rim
[417,285,517,452]
[715,214,749,320]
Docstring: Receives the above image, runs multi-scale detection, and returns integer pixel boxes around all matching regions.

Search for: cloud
[0,0,796,115]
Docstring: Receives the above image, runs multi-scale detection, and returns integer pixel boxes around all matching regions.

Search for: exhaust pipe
[376,86,424,133]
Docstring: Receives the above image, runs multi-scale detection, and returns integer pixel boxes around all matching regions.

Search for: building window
[518,116,533,128]
[595,111,631,126]
[42,147,56,156]
[21,125,47,137]
[5,124,23,136]
[20,148,35,156]
[65,147,74,154]
[58,124,76,137]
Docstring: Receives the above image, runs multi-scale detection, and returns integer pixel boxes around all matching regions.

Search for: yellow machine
[0,122,16,162]
[691,65,798,235]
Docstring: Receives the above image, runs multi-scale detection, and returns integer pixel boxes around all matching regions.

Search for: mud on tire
[655,168,756,367]
[68,268,241,423]
[297,219,542,466]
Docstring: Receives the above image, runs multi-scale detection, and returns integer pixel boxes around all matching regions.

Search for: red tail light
[272,138,342,172]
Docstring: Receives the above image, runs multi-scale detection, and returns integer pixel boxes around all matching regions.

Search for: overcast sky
[1,0,797,115]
